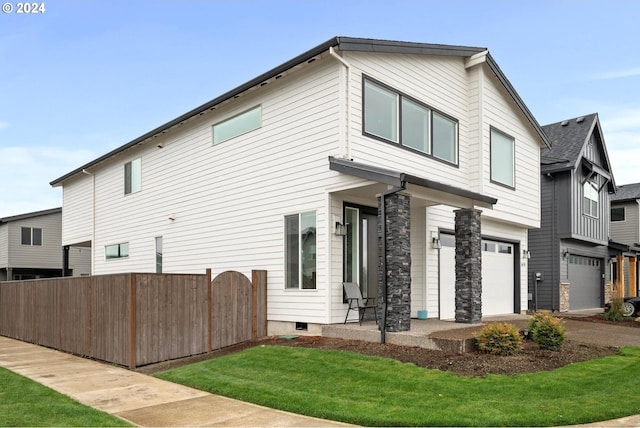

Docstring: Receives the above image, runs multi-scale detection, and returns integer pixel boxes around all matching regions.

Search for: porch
[321,314,530,353]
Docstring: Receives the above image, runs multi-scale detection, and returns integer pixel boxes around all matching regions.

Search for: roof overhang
[51,36,550,185]
[329,156,497,208]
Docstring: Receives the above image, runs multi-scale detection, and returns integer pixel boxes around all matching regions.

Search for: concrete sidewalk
[0,336,351,427]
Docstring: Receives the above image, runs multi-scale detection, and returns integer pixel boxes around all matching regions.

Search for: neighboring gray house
[610,183,640,297]
[0,208,91,281]
[528,113,620,311]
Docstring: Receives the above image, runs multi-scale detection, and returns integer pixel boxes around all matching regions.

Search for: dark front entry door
[345,205,379,300]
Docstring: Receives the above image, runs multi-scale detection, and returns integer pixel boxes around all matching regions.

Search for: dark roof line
[0,207,62,224]
[328,156,497,206]
[51,36,549,185]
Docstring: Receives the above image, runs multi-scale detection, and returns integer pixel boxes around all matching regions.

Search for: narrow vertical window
[32,228,42,246]
[345,207,359,283]
[155,236,163,274]
[583,179,599,217]
[285,211,316,290]
[124,158,141,195]
[432,111,458,164]
[21,227,31,245]
[490,128,515,188]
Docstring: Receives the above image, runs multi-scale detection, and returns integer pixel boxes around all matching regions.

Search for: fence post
[206,268,212,352]
[128,273,137,369]
[251,270,258,339]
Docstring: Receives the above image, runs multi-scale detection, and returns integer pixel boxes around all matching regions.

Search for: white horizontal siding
[61,175,93,246]
[480,69,541,228]
[81,58,342,324]
[345,52,472,190]
[0,225,8,266]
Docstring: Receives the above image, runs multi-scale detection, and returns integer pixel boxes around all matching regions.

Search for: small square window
[611,207,625,222]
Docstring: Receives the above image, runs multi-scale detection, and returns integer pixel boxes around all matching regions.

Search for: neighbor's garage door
[439,236,514,319]
[567,255,602,310]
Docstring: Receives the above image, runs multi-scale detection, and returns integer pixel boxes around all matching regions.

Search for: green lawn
[156,345,640,427]
[0,367,130,427]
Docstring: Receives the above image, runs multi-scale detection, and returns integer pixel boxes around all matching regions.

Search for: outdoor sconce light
[562,249,569,259]
[168,213,176,221]
[430,232,442,249]
[334,221,346,236]
[523,249,531,259]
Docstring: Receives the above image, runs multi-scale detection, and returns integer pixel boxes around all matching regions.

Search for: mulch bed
[139,314,635,377]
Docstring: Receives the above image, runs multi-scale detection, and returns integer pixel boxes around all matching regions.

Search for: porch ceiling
[329,157,497,209]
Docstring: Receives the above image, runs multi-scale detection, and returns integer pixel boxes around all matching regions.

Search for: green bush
[528,313,566,351]
[604,298,625,321]
[475,322,523,356]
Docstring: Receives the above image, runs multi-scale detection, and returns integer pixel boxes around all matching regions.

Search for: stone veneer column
[454,208,482,324]
[378,192,411,332]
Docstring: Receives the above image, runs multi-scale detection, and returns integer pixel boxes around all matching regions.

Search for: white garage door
[439,235,514,319]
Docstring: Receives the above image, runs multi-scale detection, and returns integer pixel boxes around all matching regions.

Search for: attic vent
[561,120,569,126]
[576,117,585,123]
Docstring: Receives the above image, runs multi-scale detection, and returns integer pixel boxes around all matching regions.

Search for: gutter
[328,46,351,159]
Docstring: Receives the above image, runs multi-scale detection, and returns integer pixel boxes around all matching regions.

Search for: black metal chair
[343,282,378,325]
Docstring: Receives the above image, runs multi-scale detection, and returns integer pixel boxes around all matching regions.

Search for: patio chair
[343,282,379,325]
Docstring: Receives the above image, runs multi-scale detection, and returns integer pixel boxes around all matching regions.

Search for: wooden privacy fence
[0,269,267,368]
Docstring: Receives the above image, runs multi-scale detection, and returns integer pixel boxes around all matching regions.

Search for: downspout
[82,169,95,275]
[328,46,351,159]
[380,185,405,344]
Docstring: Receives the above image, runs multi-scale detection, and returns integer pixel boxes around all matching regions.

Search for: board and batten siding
[65,57,343,323]
[610,201,640,245]
[570,167,609,244]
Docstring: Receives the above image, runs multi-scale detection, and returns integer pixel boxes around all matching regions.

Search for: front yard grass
[156,345,640,427]
[0,367,130,427]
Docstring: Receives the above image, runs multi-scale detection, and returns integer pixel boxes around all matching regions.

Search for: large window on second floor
[363,78,458,165]
[21,227,42,246]
[490,127,515,188]
[583,179,599,217]
[124,158,141,195]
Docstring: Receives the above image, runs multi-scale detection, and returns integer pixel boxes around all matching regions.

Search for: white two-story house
[51,37,549,334]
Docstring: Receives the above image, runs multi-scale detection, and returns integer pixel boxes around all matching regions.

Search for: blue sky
[1,0,639,218]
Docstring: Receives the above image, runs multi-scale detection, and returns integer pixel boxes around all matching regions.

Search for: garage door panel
[439,236,514,319]
[568,255,601,310]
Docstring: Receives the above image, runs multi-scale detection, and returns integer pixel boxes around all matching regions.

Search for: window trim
[284,211,317,290]
[212,105,262,145]
[362,76,459,166]
[21,227,43,246]
[489,127,516,189]
[105,242,129,260]
[611,206,626,222]
[583,179,599,218]
[124,158,142,195]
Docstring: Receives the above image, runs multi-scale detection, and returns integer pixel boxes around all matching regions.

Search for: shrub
[475,322,523,356]
[528,313,566,351]
[604,298,625,322]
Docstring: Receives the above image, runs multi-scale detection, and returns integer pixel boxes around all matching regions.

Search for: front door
[345,205,379,300]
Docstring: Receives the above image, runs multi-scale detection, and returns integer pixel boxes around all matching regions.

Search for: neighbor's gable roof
[611,183,640,202]
[0,207,61,224]
[50,36,550,186]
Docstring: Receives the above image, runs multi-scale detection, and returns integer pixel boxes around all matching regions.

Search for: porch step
[321,322,480,353]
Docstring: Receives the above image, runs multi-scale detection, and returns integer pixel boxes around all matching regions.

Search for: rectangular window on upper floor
[212,105,262,145]
[363,77,458,165]
[124,158,141,195]
[583,179,599,217]
[490,127,515,189]
[21,227,42,246]
[105,242,129,259]
[611,207,625,222]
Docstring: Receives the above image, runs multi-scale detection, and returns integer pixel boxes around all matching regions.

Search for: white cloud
[592,67,640,80]
[0,145,96,218]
